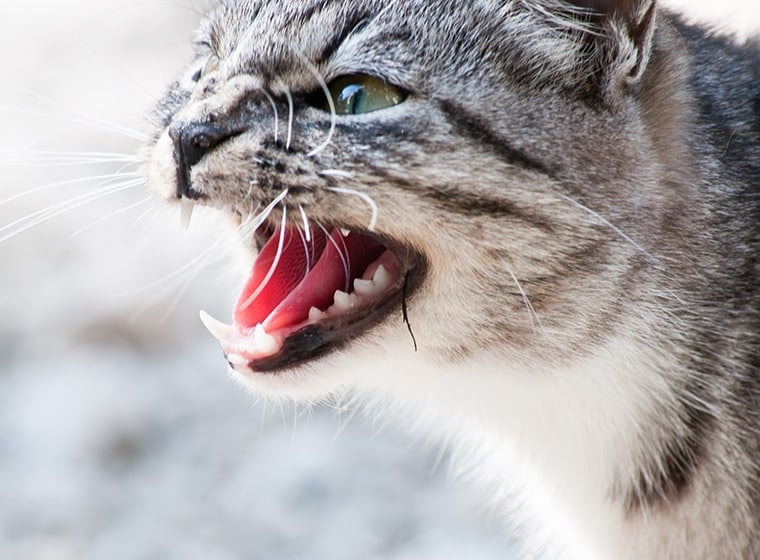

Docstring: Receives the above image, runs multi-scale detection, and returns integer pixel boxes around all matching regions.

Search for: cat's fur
[146,1,759,558]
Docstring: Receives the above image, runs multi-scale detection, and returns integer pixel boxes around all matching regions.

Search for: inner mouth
[200,224,419,373]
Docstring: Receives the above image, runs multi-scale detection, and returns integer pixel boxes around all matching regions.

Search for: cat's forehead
[196,0,432,87]
[200,0,389,58]
[193,0,590,95]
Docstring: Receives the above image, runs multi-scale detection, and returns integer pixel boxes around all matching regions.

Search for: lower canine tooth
[333,290,352,310]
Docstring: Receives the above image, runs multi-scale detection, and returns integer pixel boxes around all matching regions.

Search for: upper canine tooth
[333,290,352,310]
[340,228,351,237]
[180,200,195,232]
[353,278,376,296]
[372,265,393,290]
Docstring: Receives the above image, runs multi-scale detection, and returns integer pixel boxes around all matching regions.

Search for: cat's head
[146,0,681,399]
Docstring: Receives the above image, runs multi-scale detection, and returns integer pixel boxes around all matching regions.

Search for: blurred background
[1,2,757,559]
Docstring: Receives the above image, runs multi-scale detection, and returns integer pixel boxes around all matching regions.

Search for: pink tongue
[233,228,327,328]
[233,227,386,332]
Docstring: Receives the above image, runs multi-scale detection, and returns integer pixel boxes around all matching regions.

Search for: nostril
[169,122,234,199]
[174,122,227,168]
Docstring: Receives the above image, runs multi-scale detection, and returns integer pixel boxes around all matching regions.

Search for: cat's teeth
[254,324,279,355]
[180,200,195,231]
[333,290,353,310]
[372,265,393,291]
[353,278,376,296]
[199,311,236,342]
[308,307,325,322]
[340,228,351,237]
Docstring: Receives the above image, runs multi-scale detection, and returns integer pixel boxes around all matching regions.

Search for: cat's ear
[567,0,657,102]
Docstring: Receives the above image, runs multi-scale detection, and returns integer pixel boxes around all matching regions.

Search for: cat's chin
[200,224,423,378]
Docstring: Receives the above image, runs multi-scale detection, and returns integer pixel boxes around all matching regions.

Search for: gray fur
[146,1,759,558]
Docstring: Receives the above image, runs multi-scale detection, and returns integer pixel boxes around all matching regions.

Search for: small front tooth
[180,200,195,232]
[308,307,325,322]
[200,311,236,342]
[333,290,352,310]
[254,324,279,356]
[372,265,393,290]
[340,228,351,237]
[353,278,376,296]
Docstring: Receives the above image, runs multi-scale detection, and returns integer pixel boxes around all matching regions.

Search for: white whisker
[67,196,152,239]
[18,87,151,140]
[259,88,280,145]
[319,169,354,179]
[0,181,141,244]
[239,188,289,240]
[1,150,141,167]
[0,171,142,207]
[557,193,657,262]
[129,240,223,295]
[284,86,294,151]
[0,103,148,142]
[294,224,312,274]
[298,204,312,243]
[506,265,546,338]
[239,203,288,311]
[292,51,337,158]
[321,224,351,291]
[325,186,379,232]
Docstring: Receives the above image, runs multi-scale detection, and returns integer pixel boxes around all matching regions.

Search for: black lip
[230,244,425,374]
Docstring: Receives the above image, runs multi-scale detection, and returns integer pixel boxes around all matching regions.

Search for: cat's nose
[169,122,229,198]
[171,122,227,168]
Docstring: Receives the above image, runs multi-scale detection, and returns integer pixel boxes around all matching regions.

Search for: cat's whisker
[17,87,151,141]
[319,169,354,179]
[1,150,141,167]
[557,193,658,263]
[284,86,295,151]
[298,204,312,243]
[127,203,159,233]
[130,239,224,295]
[0,104,148,142]
[506,265,546,338]
[0,171,142,208]
[160,241,225,324]
[259,87,280,145]
[294,221,312,273]
[0,180,142,244]
[292,50,337,158]
[320,223,351,292]
[325,185,379,232]
[66,195,153,240]
[238,201,289,310]
[239,188,288,242]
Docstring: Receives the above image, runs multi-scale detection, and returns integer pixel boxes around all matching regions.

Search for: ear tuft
[566,0,657,101]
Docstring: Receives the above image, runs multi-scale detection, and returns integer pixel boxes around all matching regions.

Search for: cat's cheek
[144,132,178,201]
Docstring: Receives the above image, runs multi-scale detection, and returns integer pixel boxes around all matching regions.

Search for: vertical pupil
[337,84,365,114]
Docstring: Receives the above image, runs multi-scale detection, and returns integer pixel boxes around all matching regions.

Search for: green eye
[320,75,406,115]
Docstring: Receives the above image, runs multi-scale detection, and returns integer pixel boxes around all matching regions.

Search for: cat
[144,0,759,558]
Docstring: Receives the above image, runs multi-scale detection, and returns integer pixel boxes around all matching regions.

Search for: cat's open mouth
[200,224,420,373]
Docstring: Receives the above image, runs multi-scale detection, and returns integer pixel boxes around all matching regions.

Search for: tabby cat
[145,0,759,558]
